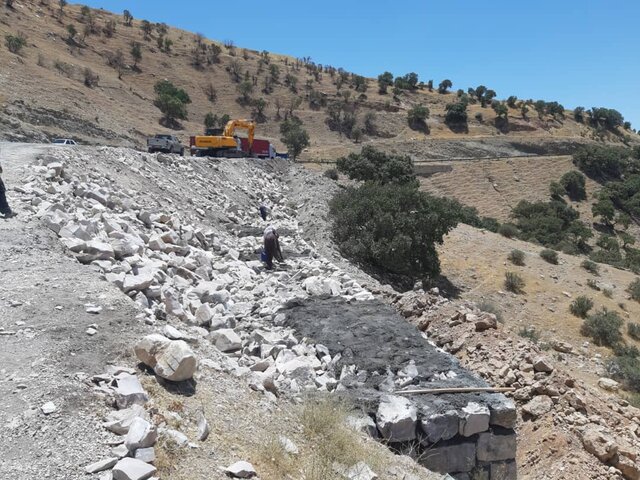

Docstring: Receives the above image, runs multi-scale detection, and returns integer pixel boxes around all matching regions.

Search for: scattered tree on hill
[140,20,152,40]
[153,80,191,127]
[130,41,142,68]
[5,0,15,9]
[336,146,416,185]
[492,101,508,119]
[534,100,546,118]
[4,32,26,54]
[203,83,217,103]
[123,9,133,26]
[103,20,116,38]
[426,80,433,92]
[407,104,429,132]
[394,72,419,90]
[236,80,253,104]
[521,104,529,119]
[204,112,216,132]
[279,117,309,161]
[363,112,376,135]
[592,193,616,226]
[353,75,367,93]
[377,71,393,94]
[106,49,125,79]
[589,107,624,131]
[83,67,99,88]
[507,96,518,108]
[438,79,452,94]
[80,5,90,21]
[445,102,468,130]
[66,24,77,43]
[574,106,585,123]
[558,171,587,201]
[58,0,67,18]
[330,181,463,284]
[251,98,267,122]
[572,144,627,180]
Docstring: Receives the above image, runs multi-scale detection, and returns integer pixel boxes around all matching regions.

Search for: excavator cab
[191,119,256,157]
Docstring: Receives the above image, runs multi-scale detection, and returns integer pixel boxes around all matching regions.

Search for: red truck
[240,138,276,158]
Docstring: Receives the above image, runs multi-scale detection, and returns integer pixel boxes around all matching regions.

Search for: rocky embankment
[396,293,640,479]
[1,145,522,480]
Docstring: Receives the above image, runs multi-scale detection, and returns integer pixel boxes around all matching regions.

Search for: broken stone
[581,426,618,462]
[134,447,155,464]
[41,402,57,415]
[459,402,489,437]
[85,457,118,474]
[210,329,242,352]
[376,395,417,442]
[134,334,197,382]
[522,396,553,419]
[125,417,158,452]
[344,461,378,480]
[115,374,149,409]
[532,357,554,373]
[112,458,157,480]
[225,461,257,478]
[598,377,620,392]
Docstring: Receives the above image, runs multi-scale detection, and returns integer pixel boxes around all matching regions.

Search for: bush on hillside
[445,102,468,129]
[498,223,519,239]
[504,272,525,293]
[581,308,623,347]
[570,296,594,318]
[407,104,429,132]
[559,171,587,201]
[607,351,640,392]
[508,249,525,266]
[477,300,503,323]
[329,183,462,283]
[153,80,191,127]
[573,145,628,181]
[5,32,26,54]
[336,146,416,185]
[511,199,592,253]
[323,168,339,181]
[581,259,599,275]
[539,248,558,264]
[628,322,640,341]
[587,279,600,291]
[628,278,640,302]
[280,117,309,161]
[377,72,393,94]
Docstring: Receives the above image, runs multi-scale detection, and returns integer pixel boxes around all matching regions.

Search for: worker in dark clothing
[259,202,270,221]
[0,162,15,219]
[263,225,283,270]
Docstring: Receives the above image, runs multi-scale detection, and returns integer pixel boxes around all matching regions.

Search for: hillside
[1,0,636,160]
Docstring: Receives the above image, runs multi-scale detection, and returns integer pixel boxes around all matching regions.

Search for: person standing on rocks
[0,161,15,219]
[263,225,283,270]
[259,202,270,221]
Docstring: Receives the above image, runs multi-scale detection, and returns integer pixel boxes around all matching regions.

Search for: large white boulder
[134,334,197,382]
[112,458,157,480]
[210,329,242,352]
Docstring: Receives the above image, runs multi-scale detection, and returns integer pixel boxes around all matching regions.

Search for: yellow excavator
[189,119,255,157]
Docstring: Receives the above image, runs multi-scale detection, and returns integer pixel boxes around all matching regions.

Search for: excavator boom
[223,119,255,149]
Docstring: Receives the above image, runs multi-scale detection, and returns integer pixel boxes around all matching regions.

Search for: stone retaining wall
[283,297,517,479]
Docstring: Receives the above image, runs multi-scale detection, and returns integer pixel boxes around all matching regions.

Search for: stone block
[419,408,460,444]
[422,442,476,474]
[477,431,517,462]
[459,402,490,437]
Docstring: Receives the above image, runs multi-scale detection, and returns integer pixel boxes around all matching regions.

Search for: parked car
[52,138,77,145]
[147,134,184,155]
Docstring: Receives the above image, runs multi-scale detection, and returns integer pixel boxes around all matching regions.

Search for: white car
[52,138,77,145]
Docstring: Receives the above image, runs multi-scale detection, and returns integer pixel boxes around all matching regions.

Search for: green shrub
[581,259,599,275]
[498,223,519,239]
[511,199,591,252]
[539,249,558,264]
[627,278,640,302]
[569,296,593,318]
[444,102,468,126]
[519,327,540,343]
[607,354,640,392]
[603,288,613,299]
[153,80,191,126]
[5,33,27,54]
[508,249,525,266]
[323,168,339,181]
[573,144,628,181]
[587,279,600,290]
[504,272,525,293]
[280,117,309,161]
[559,171,587,201]
[336,146,416,185]
[480,217,500,233]
[581,308,623,347]
[329,183,462,283]
[628,322,640,340]
[407,104,429,131]
[477,300,503,323]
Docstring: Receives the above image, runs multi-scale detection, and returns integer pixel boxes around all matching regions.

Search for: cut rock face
[134,334,197,381]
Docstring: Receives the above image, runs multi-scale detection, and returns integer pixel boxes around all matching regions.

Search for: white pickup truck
[147,134,184,155]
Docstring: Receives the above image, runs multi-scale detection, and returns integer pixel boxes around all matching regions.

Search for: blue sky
[78,0,639,128]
